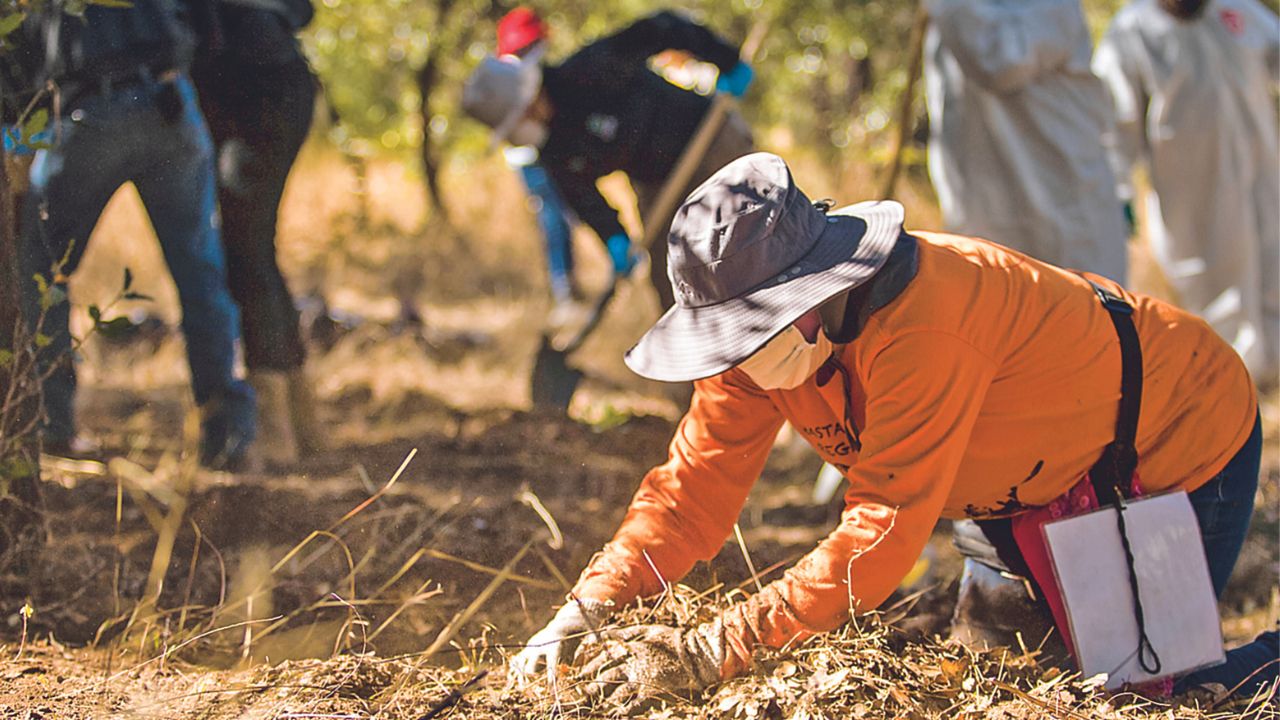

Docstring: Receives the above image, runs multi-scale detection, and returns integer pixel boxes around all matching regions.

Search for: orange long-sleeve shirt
[572,231,1257,676]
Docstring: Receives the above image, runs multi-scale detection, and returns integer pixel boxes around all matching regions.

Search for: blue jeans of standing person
[514,158,574,302]
[1177,413,1277,698]
[19,72,256,468]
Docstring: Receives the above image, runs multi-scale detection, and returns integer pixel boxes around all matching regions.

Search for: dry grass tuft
[9,584,1262,719]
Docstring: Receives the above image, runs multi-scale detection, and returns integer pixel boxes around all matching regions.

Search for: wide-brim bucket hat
[625,152,904,382]
[461,53,543,147]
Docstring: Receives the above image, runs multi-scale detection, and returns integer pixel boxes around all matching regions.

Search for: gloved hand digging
[715,61,754,98]
[573,621,726,711]
[508,598,613,687]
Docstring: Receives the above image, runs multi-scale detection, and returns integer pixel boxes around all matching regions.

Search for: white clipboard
[1042,491,1224,689]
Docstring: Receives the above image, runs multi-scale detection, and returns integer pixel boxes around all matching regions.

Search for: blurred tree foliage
[304,0,928,164]
[301,0,1275,201]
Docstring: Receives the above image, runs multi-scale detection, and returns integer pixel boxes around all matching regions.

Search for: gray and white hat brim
[491,59,542,146]
[625,200,904,383]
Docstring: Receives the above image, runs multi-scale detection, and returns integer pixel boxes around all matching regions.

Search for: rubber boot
[248,370,299,469]
[286,368,327,454]
[200,381,259,472]
[42,434,103,461]
[949,558,1069,663]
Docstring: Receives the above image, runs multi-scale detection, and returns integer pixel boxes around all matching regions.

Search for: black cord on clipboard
[1112,493,1162,675]
[1086,278,1162,677]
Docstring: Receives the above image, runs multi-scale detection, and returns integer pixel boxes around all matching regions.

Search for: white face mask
[737,325,833,390]
[508,118,548,148]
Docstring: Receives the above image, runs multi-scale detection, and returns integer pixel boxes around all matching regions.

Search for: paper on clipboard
[1042,491,1224,689]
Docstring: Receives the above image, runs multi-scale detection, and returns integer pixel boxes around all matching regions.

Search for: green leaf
[33,333,51,349]
[0,349,13,368]
[88,0,134,7]
[0,12,26,40]
[0,456,36,482]
[122,267,133,291]
[31,273,48,296]
[21,108,48,139]
[38,284,66,312]
[98,316,134,340]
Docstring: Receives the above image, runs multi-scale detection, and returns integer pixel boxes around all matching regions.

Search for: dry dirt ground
[0,148,1276,718]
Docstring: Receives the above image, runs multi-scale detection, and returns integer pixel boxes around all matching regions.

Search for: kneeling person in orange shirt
[509,152,1272,706]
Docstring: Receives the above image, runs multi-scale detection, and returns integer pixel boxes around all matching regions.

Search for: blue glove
[715,61,754,98]
[1122,202,1136,235]
[605,233,638,276]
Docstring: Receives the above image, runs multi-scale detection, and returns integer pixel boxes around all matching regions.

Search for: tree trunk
[0,150,44,570]
[415,0,462,229]
[416,51,452,229]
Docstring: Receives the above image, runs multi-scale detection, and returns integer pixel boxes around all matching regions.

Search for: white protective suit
[1093,0,1280,382]
[925,0,1129,282]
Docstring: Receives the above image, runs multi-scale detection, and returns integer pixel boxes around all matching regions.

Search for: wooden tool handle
[640,20,769,251]
[878,4,929,199]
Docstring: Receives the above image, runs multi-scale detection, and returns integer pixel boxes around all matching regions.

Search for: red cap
[497,7,547,57]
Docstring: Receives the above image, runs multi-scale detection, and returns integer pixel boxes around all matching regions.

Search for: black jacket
[539,11,741,241]
[198,0,311,68]
[1,0,202,120]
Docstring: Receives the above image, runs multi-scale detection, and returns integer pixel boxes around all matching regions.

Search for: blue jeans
[20,73,255,465]
[516,161,574,302]
[1178,413,1277,697]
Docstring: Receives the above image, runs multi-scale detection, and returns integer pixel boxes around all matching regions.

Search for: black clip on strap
[1085,279,1161,676]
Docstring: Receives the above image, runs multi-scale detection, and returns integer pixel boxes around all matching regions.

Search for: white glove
[509,598,613,687]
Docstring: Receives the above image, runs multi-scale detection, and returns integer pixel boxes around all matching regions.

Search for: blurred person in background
[1093,0,1279,388]
[924,0,1137,639]
[507,153,1276,708]
[924,0,1129,282]
[191,0,326,469]
[493,7,583,327]
[12,0,256,470]
[462,9,756,311]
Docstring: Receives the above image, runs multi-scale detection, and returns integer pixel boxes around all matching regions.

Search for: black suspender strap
[1085,280,1143,508]
[1084,278,1162,676]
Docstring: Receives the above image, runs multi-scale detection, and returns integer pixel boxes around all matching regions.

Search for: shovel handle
[558,276,618,355]
[639,20,770,252]
[878,4,928,199]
